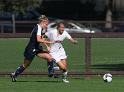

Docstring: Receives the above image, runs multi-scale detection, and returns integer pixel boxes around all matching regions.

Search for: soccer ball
[103,73,112,82]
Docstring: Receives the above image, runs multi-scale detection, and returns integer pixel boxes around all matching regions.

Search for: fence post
[12,14,16,33]
[1,24,4,33]
[85,37,92,78]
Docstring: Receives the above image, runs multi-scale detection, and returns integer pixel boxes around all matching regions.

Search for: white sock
[62,71,68,79]
[53,66,60,70]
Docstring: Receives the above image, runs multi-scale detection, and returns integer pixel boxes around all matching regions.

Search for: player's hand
[47,46,51,52]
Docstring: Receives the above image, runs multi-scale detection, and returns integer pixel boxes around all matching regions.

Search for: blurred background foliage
[0,0,42,20]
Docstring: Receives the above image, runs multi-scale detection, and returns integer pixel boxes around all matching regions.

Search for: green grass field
[0,38,124,72]
[0,76,124,92]
[0,38,124,92]
[0,38,85,72]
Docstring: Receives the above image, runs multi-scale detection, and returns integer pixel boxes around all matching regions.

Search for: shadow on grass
[92,64,124,71]
[71,77,84,80]
[16,80,61,83]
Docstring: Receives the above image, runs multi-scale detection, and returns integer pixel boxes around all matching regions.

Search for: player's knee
[23,59,32,68]
[23,64,29,68]
[23,62,31,68]
[60,66,67,70]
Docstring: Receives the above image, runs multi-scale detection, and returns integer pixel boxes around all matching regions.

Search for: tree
[0,0,43,19]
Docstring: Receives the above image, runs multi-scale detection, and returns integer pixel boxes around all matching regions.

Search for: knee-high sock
[47,60,55,74]
[62,70,68,79]
[14,65,25,77]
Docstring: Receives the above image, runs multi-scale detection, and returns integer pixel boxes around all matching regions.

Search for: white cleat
[62,79,69,83]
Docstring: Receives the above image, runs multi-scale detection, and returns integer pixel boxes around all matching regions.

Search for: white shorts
[50,50,67,63]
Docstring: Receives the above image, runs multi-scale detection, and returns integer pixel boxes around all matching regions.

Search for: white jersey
[45,29,72,62]
[45,29,71,52]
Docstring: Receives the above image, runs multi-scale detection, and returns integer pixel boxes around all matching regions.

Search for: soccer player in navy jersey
[10,15,55,82]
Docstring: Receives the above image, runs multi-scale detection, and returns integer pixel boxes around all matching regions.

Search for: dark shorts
[24,47,48,61]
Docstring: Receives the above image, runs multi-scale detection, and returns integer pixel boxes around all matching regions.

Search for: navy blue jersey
[26,24,44,50]
[24,24,46,61]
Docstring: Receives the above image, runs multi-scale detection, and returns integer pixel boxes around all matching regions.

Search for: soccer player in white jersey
[45,22,77,83]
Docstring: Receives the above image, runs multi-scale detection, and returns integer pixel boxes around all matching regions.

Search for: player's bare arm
[69,38,78,44]
[37,35,54,44]
[42,35,52,51]
[43,41,51,52]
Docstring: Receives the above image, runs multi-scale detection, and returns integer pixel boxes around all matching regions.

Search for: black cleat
[54,75,59,78]
[10,73,17,82]
[54,74,59,78]
[48,74,53,77]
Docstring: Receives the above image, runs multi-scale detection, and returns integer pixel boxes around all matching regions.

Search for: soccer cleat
[48,74,53,77]
[62,79,69,83]
[53,74,59,78]
[10,73,17,82]
[48,74,59,78]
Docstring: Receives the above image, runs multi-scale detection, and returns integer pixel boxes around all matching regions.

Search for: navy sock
[47,60,55,75]
[14,65,25,77]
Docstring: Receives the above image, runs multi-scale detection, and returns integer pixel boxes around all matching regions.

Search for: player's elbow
[37,36,43,43]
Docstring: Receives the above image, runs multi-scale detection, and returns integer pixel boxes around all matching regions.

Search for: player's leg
[10,49,34,82]
[37,52,55,77]
[10,59,32,82]
[61,59,68,81]
[47,61,55,77]
[61,59,67,68]
[56,60,69,83]
[15,59,31,76]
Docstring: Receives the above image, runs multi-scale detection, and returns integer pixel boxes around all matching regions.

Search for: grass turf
[0,76,124,92]
[0,38,124,92]
[0,38,85,72]
[0,38,124,72]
